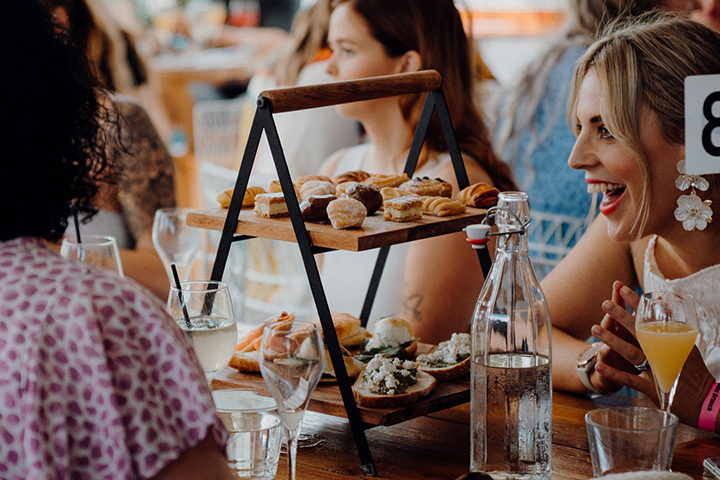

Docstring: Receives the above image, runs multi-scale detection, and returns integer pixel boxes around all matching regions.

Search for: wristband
[699,382,720,432]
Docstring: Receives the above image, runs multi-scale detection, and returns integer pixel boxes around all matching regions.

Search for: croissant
[216,185,266,208]
[456,183,500,208]
[421,196,467,217]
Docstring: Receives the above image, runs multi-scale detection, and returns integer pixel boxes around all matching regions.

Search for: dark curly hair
[0,0,113,242]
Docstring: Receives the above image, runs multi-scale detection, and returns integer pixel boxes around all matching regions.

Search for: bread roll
[216,185,266,208]
[313,312,368,348]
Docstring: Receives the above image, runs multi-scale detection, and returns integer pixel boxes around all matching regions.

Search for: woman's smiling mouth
[587,181,627,215]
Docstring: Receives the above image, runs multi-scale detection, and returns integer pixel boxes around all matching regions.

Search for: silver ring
[634,358,650,372]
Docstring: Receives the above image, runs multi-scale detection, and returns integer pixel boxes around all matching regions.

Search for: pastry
[333,170,370,184]
[383,195,423,222]
[346,183,383,215]
[254,192,289,218]
[364,172,410,189]
[267,180,300,198]
[295,174,334,189]
[456,183,500,208]
[335,181,357,197]
[399,176,453,198]
[420,196,467,217]
[300,194,335,223]
[380,187,410,203]
[216,185,266,208]
[299,180,336,201]
[326,197,367,229]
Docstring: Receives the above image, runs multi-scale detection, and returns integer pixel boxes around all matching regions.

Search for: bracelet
[699,382,720,432]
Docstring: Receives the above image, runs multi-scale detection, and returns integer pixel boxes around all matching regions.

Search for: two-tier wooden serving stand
[187,70,491,476]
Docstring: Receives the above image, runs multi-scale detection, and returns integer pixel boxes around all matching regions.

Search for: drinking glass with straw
[60,213,124,275]
[167,264,238,381]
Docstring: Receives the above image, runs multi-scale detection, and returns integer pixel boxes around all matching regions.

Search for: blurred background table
[148,26,288,207]
[212,372,720,479]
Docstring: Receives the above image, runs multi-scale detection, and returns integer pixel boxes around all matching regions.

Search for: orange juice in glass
[635,291,698,411]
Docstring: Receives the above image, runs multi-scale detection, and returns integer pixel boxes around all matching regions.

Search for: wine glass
[153,208,202,284]
[60,234,124,276]
[167,281,237,381]
[259,320,324,480]
[635,291,699,412]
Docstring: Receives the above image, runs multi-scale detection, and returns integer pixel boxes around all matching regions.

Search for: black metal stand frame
[208,71,491,476]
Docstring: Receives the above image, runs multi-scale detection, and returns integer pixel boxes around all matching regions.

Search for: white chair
[192,98,314,325]
[527,210,588,280]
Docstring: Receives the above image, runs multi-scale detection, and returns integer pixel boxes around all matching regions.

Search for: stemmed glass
[167,281,237,381]
[259,320,324,480]
[60,234,124,276]
[153,208,202,284]
[635,291,699,412]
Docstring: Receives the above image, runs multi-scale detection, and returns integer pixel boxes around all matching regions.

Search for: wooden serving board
[212,344,470,427]
[187,207,487,252]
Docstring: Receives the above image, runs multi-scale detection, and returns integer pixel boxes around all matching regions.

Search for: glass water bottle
[470,191,552,479]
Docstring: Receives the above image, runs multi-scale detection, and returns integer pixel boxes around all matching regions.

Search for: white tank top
[643,235,720,380]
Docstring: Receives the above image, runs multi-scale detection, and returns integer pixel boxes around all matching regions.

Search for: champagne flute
[60,234,124,276]
[635,291,699,412]
[259,320,324,480]
[167,281,237,381]
[152,208,202,284]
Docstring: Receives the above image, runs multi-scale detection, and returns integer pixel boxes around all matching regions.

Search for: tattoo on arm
[403,293,424,323]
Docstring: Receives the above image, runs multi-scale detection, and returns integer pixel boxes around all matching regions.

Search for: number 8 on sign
[686,74,720,175]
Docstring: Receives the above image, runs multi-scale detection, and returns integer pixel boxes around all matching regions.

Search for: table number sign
[685,74,720,175]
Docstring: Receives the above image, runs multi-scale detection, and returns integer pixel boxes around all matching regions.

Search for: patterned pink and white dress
[0,237,227,479]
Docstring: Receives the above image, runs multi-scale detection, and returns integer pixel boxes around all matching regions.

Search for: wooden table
[212,368,719,479]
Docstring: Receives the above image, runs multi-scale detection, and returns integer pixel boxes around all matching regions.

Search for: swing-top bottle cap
[464,224,491,249]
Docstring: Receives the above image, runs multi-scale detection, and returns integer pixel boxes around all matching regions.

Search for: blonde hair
[568,12,720,237]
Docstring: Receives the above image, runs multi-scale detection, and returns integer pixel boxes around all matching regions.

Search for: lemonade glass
[635,291,699,412]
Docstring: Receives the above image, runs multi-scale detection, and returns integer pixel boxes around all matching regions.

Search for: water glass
[60,234,124,276]
[213,389,283,479]
[167,281,237,380]
[152,207,202,284]
[585,406,679,477]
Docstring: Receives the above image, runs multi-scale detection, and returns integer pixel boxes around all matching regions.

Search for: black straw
[73,210,82,244]
[171,264,192,329]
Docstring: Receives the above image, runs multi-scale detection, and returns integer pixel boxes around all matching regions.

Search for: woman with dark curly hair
[40,0,176,300]
[0,1,234,477]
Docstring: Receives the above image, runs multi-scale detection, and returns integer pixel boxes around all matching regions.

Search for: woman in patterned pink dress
[0,1,234,478]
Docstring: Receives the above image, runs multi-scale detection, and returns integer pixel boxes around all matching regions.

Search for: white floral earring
[674,159,713,231]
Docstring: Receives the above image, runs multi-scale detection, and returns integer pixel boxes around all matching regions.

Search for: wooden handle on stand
[258,70,442,113]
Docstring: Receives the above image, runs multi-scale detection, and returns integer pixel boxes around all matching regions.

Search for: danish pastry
[399,176,453,198]
[299,180,336,201]
[420,196,467,217]
[333,170,370,184]
[456,183,500,208]
[383,196,423,222]
[327,197,367,229]
[267,180,300,198]
[216,185,266,208]
[364,172,410,189]
[295,174,334,189]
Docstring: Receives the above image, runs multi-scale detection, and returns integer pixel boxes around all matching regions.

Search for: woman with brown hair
[320,0,516,344]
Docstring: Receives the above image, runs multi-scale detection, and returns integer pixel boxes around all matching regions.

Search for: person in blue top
[492,0,701,278]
